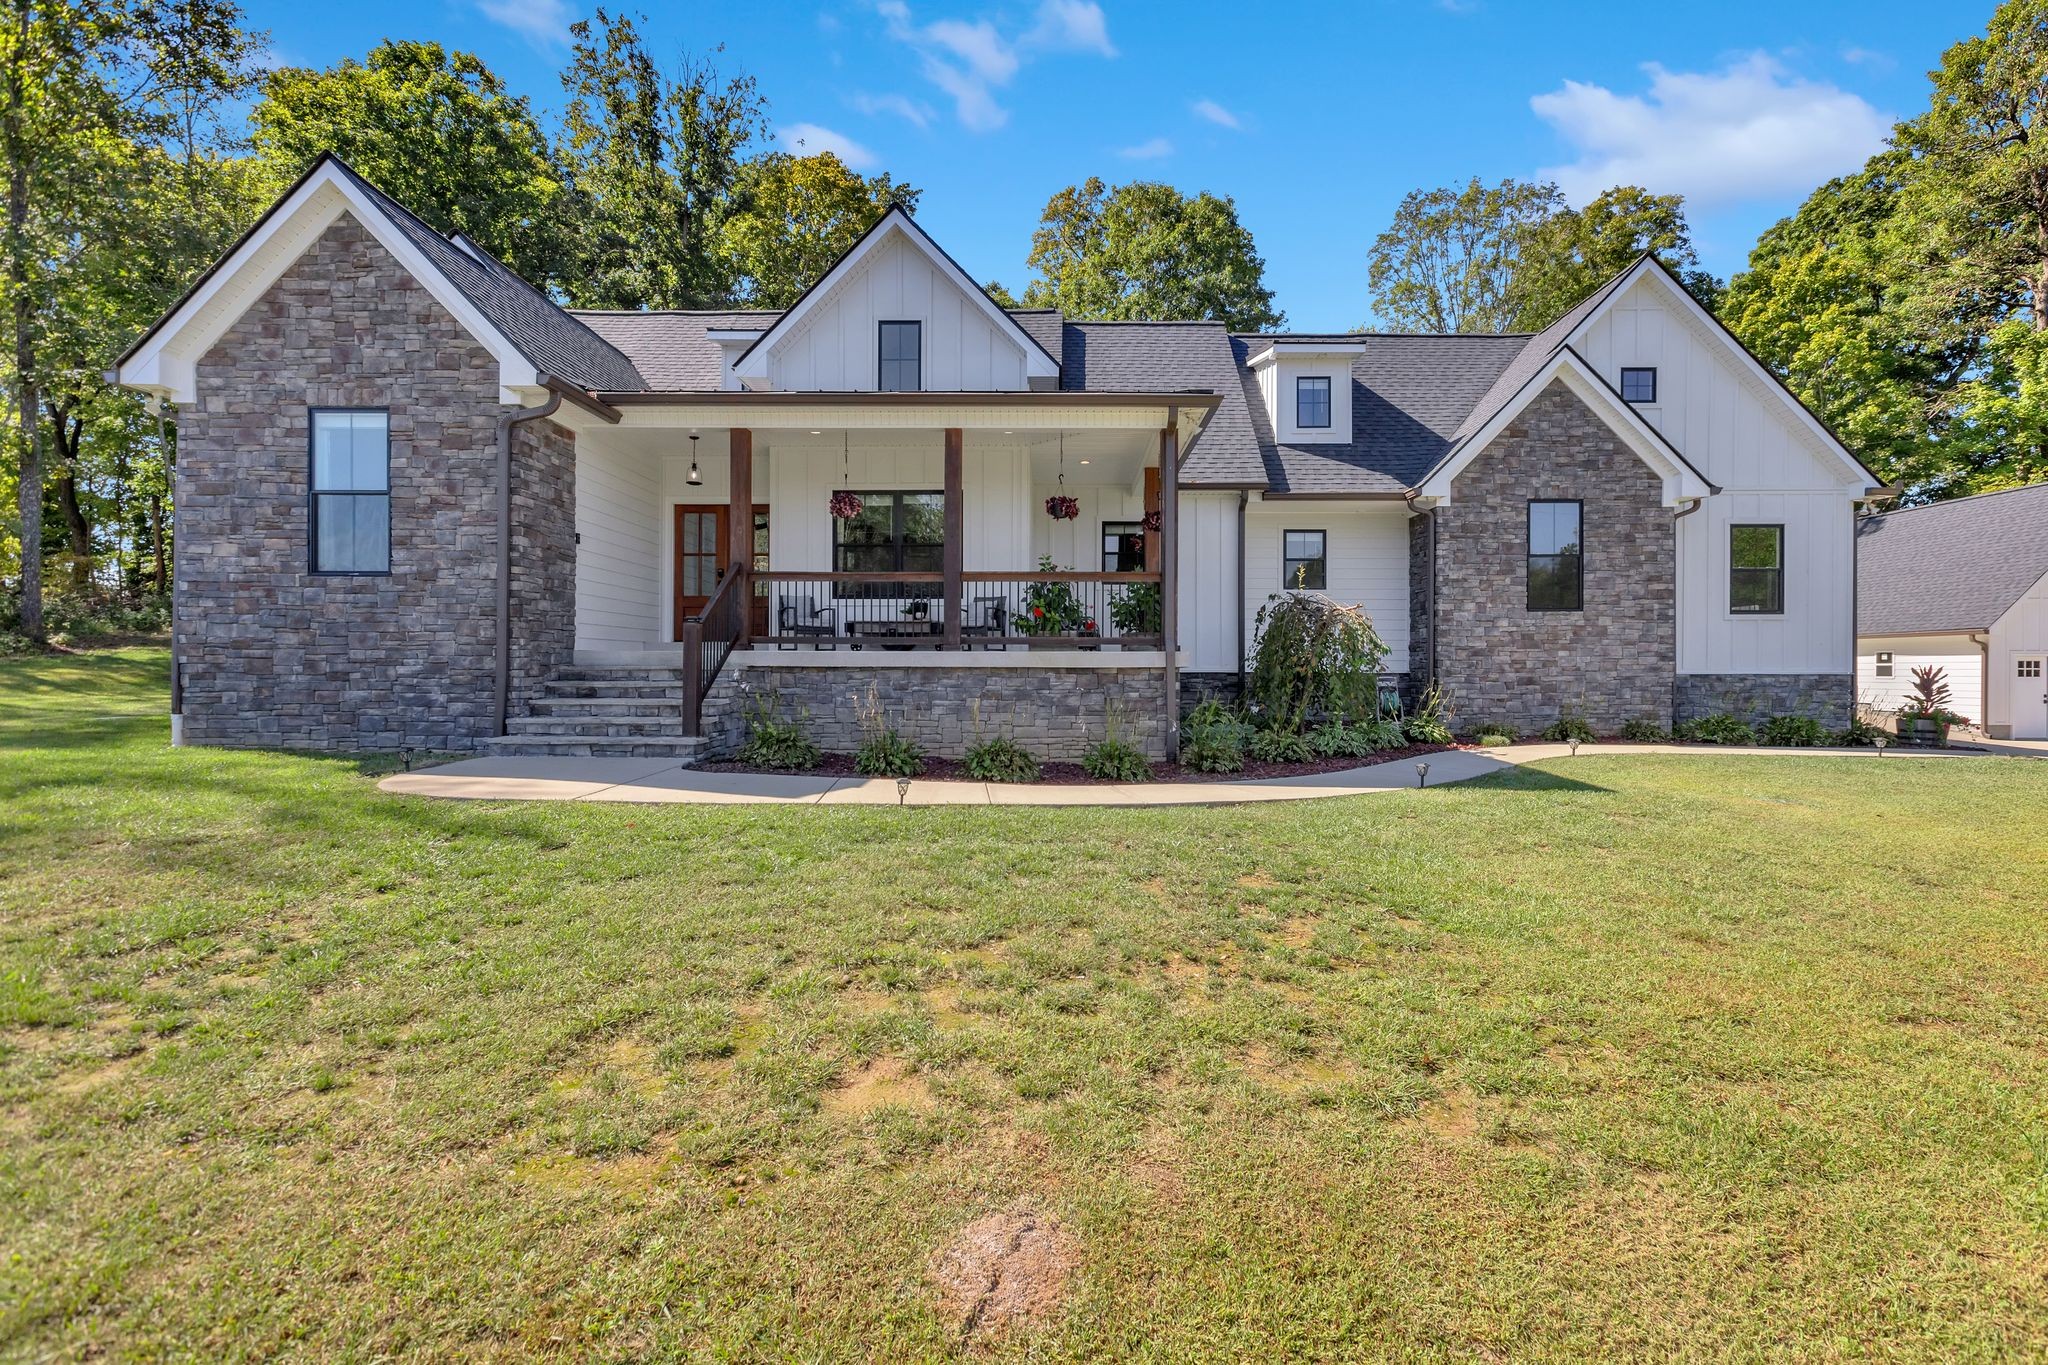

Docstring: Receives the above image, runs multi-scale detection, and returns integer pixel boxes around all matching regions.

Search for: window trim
[1728,522,1785,616]
[1295,375,1332,429]
[1526,498,1583,613]
[1875,651,1893,679]
[1282,528,1328,590]
[831,488,944,596]
[876,319,922,393]
[1620,367,1657,404]
[307,406,392,577]
[1101,520,1144,573]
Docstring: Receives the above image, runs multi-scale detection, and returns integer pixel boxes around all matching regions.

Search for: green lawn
[4,648,2047,1361]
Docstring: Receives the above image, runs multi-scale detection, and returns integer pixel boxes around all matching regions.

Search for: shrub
[1245,591,1388,732]
[1674,712,1755,745]
[1759,714,1829,747]
[963,736,1040,782]
[1180,727,1244,773]
[853,686,924,777]
[1402,683,1454,745]
[737,692,822,770]
[1354,716,1407,750]
[1540,710,1596,743]
[1470,721,1519,744]
[1475,731,1514,748]
[1307,718,1376,758]
[1108,581,1162,636]
[1082,738,1151,781]
[1620,718,1667,743]
[1833,717,1889,747]
[0,590,171,653]
[1248,727,1315,763]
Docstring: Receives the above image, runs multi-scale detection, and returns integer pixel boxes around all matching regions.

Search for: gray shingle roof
[570,310,777,392]
[1231,333,1533,494]
[332,160,649,393]
[1058,322,1263,485]
[1857,483,2048,635]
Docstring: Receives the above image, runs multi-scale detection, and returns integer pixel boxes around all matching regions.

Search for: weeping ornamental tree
[1245,591,1388,733]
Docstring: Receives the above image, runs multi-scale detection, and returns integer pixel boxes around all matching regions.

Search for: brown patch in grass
[822,1056,934,1115]
[513,1136,676,1195]
[923,985,972,1029]
[1236,872,1277,891]
[1161,954,1207,985]
[930,1204,1076,1344]
[1243,1046,1356,1093]
[1406,1084,1483,1141]
[1273,915,1318,950]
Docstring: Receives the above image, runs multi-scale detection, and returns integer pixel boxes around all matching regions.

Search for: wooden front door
[674,504,770,639]
[674,504,728,639]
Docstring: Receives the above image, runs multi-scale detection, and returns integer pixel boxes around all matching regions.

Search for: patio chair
[777,594,837,649]
[961,594,1008,650]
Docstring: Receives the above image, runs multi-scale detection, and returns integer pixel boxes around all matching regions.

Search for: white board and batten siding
[765,236,1029,393]
[1575,274,1864,676]
[1242,503,1411,676]
[1990,570,2048,737]
[1854,635,1984,726]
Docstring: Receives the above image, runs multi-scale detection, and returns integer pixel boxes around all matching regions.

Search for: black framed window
[1620,367,1657,403]
[310,408,390,574]
[1102,521,1144,572]
[833,490,942,596]
[1527,500,1582,611]
[1730,523,1784,614]
[1875,651,1893,678]
[1295,375,1332,429]
[878,320,921,392]
[1283,529,1327,589]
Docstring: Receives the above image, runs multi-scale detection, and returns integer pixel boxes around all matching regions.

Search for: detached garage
[1856,484,2048,739]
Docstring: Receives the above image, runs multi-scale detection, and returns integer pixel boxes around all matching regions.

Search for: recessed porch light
[809,429,821,435]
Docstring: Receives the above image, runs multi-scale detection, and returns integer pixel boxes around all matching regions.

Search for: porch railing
[755,570,1164,650]
[679,561,747,735]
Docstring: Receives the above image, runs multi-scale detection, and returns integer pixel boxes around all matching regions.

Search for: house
[114,155,1885,761]
[1856,483,2048,739]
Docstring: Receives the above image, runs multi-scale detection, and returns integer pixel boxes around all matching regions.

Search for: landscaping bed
[697,741,1454,784]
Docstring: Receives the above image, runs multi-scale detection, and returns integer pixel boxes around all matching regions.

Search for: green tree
[1020,177,1283,330]
[250,40,565,286]
[1365,178,1561,333]
[557,11,765,310]
[718,151,918,307]
[1508,185,1720,329]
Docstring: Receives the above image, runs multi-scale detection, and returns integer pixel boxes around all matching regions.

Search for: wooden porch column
[1143,467,1161,574]
[729,427,752,649]
[1160,409,1180,762]
[943,427,964,649]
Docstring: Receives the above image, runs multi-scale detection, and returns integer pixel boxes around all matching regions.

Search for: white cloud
[1191,98,1239,130]
[473,0,572,48]
[1118,136,1173,160]
[874,0,1114,133]
[1023,0,1116,57]
[1841,45,1894,70]
[778,122,880,170]
[1531,54,1892,208]
[851,91,934,129]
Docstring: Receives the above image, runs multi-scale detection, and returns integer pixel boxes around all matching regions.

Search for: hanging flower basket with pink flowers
[1044,494,1080,521]
[1141,509,1162,532]
[829,491,864,520]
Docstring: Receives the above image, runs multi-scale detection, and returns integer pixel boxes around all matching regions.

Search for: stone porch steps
[485,665,705,759]
[479,733,706,760]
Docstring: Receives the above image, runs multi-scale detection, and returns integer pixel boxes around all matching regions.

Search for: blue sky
[250,0,1978,330]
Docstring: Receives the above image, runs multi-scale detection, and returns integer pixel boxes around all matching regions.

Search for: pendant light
[686,431,702,486]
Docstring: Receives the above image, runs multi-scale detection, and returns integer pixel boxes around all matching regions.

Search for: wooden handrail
[753,569,1163,584]
[680,561,749,737]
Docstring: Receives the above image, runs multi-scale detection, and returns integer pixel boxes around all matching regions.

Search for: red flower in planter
[1032,606,1046,618]
[1082,618,1096,632]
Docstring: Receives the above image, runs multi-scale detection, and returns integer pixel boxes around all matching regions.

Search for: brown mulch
[696,743,1455,785]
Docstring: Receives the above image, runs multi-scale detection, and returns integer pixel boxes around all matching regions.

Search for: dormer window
[878,320,921,392]
[1296,376,1331,429]
[1620,367,1657,403]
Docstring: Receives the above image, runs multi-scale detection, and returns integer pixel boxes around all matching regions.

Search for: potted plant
[1108,581,1163,637]
[1896,665,1965,746]
[1015,556,1088,643]
[903,598,930,621]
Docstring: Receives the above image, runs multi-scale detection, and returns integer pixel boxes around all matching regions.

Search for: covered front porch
[553,393,1216,747]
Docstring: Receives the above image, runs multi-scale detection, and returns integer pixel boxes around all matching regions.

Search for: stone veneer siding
[1675,674,1852,730]
[175,212,574,750]
[1430,379,1676,734]
[729,664,1170,760]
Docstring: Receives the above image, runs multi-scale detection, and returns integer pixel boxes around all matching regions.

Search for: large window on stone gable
[1527,500,1582,612]
[310,409,390,574]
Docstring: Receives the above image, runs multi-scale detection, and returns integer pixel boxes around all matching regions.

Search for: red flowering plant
[1015,556,1088,636]
[1044,494,1080,521]
[1141,509,1162,532]
[829,490,864,520]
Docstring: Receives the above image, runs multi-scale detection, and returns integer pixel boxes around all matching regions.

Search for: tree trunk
[50,408,89,593]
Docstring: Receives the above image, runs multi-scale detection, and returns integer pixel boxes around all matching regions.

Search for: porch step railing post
[1161,408,1180,762]
[680,618,704,737]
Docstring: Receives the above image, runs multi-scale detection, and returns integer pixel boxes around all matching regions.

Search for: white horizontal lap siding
[1855,635,1983,725]
[1989,570,2048,733]
[574,436,662,649]
[1676,491,1853,674]
[1243,504,1410,674]
[768,236,1026,392]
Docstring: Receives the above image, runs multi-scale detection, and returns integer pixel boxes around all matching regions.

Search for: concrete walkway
[375,739,2027,808]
